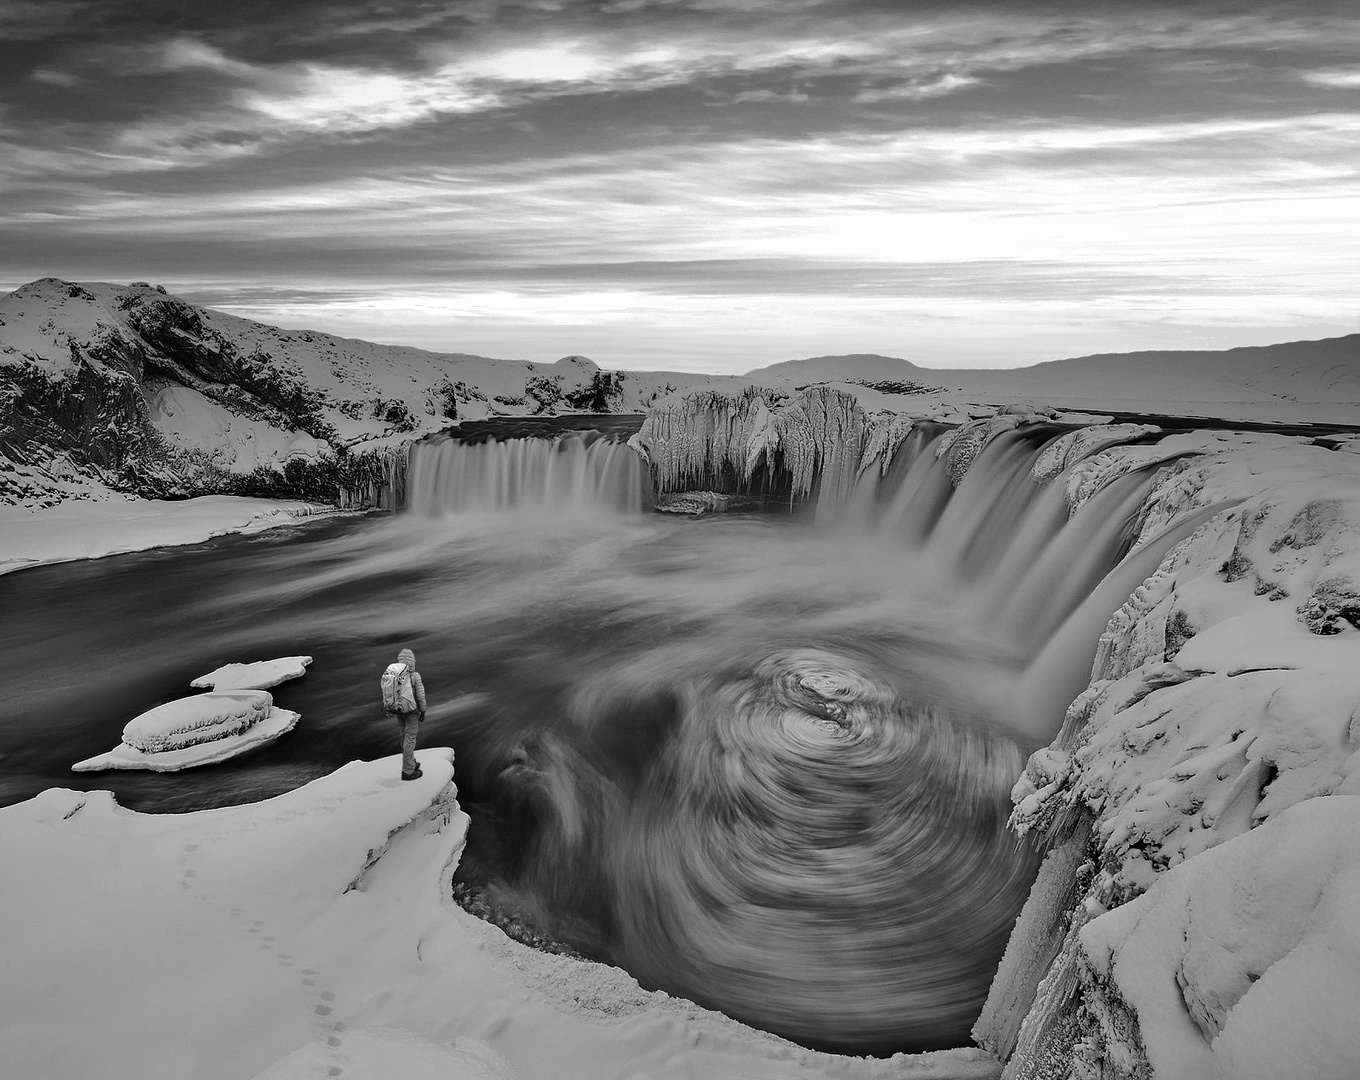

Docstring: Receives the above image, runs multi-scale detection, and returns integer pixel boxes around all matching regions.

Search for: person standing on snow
[382,647,427,780]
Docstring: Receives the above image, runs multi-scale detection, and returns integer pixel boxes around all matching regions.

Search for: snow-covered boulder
[72,690,300,772]
[124,690,273,753]
[192,656,313,691]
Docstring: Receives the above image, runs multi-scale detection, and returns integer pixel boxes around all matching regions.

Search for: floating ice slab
[71,706,300,772]
[123,690,274,753]
[191,655,314,691]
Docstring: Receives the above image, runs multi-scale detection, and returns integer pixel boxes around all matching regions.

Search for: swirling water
[0,429,1170,1055]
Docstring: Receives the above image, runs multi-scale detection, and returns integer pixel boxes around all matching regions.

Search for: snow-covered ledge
[0,495,337,576]
[0,749,1002,1080]
[978,433,1360,1079]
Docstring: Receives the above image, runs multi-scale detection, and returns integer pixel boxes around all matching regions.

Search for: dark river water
[0,506,1045,1054]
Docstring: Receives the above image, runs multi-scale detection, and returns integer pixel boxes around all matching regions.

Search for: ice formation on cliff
[986,433,1360,1079]
[633,386,873,504]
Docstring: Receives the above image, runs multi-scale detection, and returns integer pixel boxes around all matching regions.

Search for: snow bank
[0,495,334,576]
[988,428,1360,1077]
[192,656,314,691]
[1078,793,1360,1080]
[0,750,1002,1080]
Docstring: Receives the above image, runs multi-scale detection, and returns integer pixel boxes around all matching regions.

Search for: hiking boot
[401,765,423,781]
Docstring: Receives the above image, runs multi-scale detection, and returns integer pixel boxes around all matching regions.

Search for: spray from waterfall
[379,399,1225,1054]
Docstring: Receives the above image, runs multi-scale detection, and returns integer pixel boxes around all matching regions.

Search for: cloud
[1303,68,1360,87]
[2,1,1358,369]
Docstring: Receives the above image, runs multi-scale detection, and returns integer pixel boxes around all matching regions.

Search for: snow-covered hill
[0,278,730,508]
[748,338,1360,426]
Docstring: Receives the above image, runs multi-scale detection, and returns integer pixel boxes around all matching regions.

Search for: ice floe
[71,690,300,772]
[191,656,314,691]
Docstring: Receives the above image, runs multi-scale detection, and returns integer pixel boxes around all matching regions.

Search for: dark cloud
[1,1,1357,368]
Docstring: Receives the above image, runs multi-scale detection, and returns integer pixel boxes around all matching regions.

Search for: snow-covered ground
[0,494,336,576]
[980,429,1360,1078]
[5,280,1359,1078]
[0,750,1000,1080]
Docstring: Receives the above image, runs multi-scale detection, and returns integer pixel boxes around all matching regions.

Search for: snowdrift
[0,750,1000,1080]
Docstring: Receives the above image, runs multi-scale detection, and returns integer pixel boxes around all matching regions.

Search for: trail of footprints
[176,840,351,1076]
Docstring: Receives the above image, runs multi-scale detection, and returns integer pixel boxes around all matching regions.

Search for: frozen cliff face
[990,433,1360,1079]
[633,385,873,503]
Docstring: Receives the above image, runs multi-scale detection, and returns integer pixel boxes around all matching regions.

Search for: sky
[2,0,1358,373]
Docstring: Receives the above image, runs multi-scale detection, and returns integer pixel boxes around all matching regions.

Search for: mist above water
[0,424,1190,1054]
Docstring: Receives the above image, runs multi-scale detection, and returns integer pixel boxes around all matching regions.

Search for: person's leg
[400,714,419,776]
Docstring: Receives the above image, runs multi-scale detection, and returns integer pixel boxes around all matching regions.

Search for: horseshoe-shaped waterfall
[382,419,1190,1053]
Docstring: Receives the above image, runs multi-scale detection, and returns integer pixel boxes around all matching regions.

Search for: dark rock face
[114,288,339,444]
[0,350,208,502]
[0,281,369,506]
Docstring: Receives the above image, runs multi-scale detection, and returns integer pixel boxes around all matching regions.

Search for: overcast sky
[2,0,1358,371]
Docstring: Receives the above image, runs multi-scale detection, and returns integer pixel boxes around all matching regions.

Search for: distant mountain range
[3,277,1356,508]
[747,337,1360,423]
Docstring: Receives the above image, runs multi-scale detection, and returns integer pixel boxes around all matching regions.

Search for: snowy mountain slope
[0,278,730,508]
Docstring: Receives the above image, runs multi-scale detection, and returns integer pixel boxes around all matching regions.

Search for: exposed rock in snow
[191,656,314,691]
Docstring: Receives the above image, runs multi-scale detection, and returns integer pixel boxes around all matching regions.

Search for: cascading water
[439,416,1210,1054]
[0,411,1215,1058]
[407,431,647,514]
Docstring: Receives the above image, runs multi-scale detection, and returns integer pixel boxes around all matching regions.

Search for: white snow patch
[192,656,314,691]
[0,751,1001,1080]
[123,689,274,753]
[251,1028,521,1080]
[72,706,300,772]
[148,385,331,473]
[0,495,335,576]
[1079,794,1360,1080]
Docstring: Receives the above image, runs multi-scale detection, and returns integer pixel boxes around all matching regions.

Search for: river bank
[0,494,347,576]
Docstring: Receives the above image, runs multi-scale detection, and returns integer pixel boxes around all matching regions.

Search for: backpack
[380,662,417,714]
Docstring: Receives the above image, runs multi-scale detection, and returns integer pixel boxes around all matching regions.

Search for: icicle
[634,385,872,505]
[1031,424,1159,484]
[860,413,919,477]
[940,415,1024,486]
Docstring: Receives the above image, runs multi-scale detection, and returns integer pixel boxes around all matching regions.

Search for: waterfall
[406,432,647,515]
[821,416,1229,742]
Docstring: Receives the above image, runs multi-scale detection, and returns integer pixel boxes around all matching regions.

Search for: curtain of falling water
[0,420,1193,1056]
